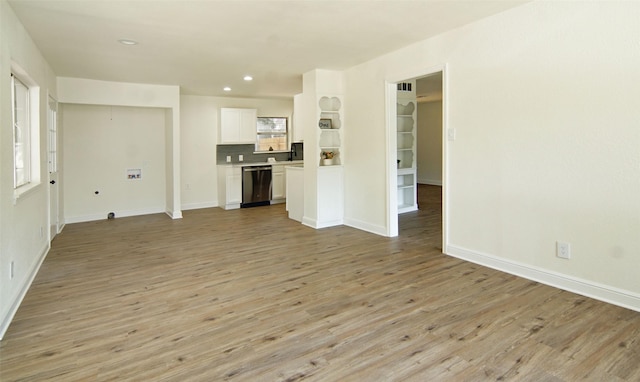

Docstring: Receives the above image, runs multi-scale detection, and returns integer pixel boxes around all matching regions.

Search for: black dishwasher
[241,165,272,208]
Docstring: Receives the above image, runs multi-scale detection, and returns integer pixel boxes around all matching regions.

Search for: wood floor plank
[1,185,639,381]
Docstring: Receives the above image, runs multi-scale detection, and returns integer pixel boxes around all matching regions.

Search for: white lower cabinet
[227,170,242,205]
[397,169,417,213]
[219,163,294,210]
[286,166,304,222]
[271,164,286,203]
[218,165,242,209]
[317,166,343,227]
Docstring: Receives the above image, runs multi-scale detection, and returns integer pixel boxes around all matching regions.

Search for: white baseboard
[301,216,316,228]
[344,217,388,236]
[446,244,640,312]
[181,201,218,211]
[302,216,343,229]
[1,242,49,340]
[66,207,166,224]
[165,209,183,219]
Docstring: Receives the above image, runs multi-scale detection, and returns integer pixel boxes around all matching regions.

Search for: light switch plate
[447,128,456,141]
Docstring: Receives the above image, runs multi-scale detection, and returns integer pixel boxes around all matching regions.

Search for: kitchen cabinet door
[238,109,257,143]
[218,165,242,209]
[272,172,285,201]
[271,164,285,202]
[227,168,242,205]
[220,108,257,144]
[292,93,304,142]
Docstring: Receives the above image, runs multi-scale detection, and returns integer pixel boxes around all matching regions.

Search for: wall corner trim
[344,217,388,237]
[166,210,183,219]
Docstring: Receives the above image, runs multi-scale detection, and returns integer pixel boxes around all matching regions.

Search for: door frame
[384,64,448,247]
[47,94,59,240]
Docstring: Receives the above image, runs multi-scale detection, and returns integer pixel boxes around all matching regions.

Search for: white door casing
[48,96,59,239]
[385,64,448,245]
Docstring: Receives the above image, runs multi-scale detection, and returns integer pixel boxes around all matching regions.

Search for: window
[12,74,31,188]
[256,117,288,152]
[10,65,40,196]
[48,97,58,173]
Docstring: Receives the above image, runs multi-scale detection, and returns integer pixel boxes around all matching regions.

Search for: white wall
[343,64,389,234]
[57,77,182,219]
[62,104,166,222]
[180,95,218,209]
[180,95,293,210]
[344,1,640,309]
[417,101,442,185]
[1,0,57,339]
[58,84,294,219]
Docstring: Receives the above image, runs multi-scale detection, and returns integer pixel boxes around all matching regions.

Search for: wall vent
[397,82,412,92]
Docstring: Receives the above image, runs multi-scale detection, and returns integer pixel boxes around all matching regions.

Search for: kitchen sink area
[217,142,303,211]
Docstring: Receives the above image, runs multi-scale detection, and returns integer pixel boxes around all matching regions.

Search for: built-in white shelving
[397,91,418,213]
[318,96,342,166]
[298,69,344,229]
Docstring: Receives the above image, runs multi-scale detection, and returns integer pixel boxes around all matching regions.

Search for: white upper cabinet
[220,108,257,144]
[292,93,304,143]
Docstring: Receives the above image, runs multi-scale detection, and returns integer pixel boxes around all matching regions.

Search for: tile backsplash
[216,144,292,164]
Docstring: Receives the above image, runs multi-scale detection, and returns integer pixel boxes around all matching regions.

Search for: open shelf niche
[318,96,342,166]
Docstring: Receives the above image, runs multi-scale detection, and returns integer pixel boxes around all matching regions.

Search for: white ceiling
[8,0,528,99]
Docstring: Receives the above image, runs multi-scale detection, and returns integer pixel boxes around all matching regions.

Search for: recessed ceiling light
[118,39,138,45]
[243,75,253,81]
[223,87,231,92]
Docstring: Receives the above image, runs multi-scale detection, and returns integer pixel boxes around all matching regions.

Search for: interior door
[48,96,59,239]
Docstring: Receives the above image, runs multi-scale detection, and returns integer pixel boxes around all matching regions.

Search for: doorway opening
[386,66,446,247]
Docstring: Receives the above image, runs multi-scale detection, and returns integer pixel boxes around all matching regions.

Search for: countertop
[217,160,304,168]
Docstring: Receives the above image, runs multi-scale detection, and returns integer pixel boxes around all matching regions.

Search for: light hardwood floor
[1,185,639,381]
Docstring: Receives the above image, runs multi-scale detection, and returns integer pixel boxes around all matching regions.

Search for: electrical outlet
[556,241,571,259]
[40,226,44,238]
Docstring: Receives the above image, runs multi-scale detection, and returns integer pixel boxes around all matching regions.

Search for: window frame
[12,74,31,189]
[255,117,289,152]
[10,64,41,199]
[48,96,58,174]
